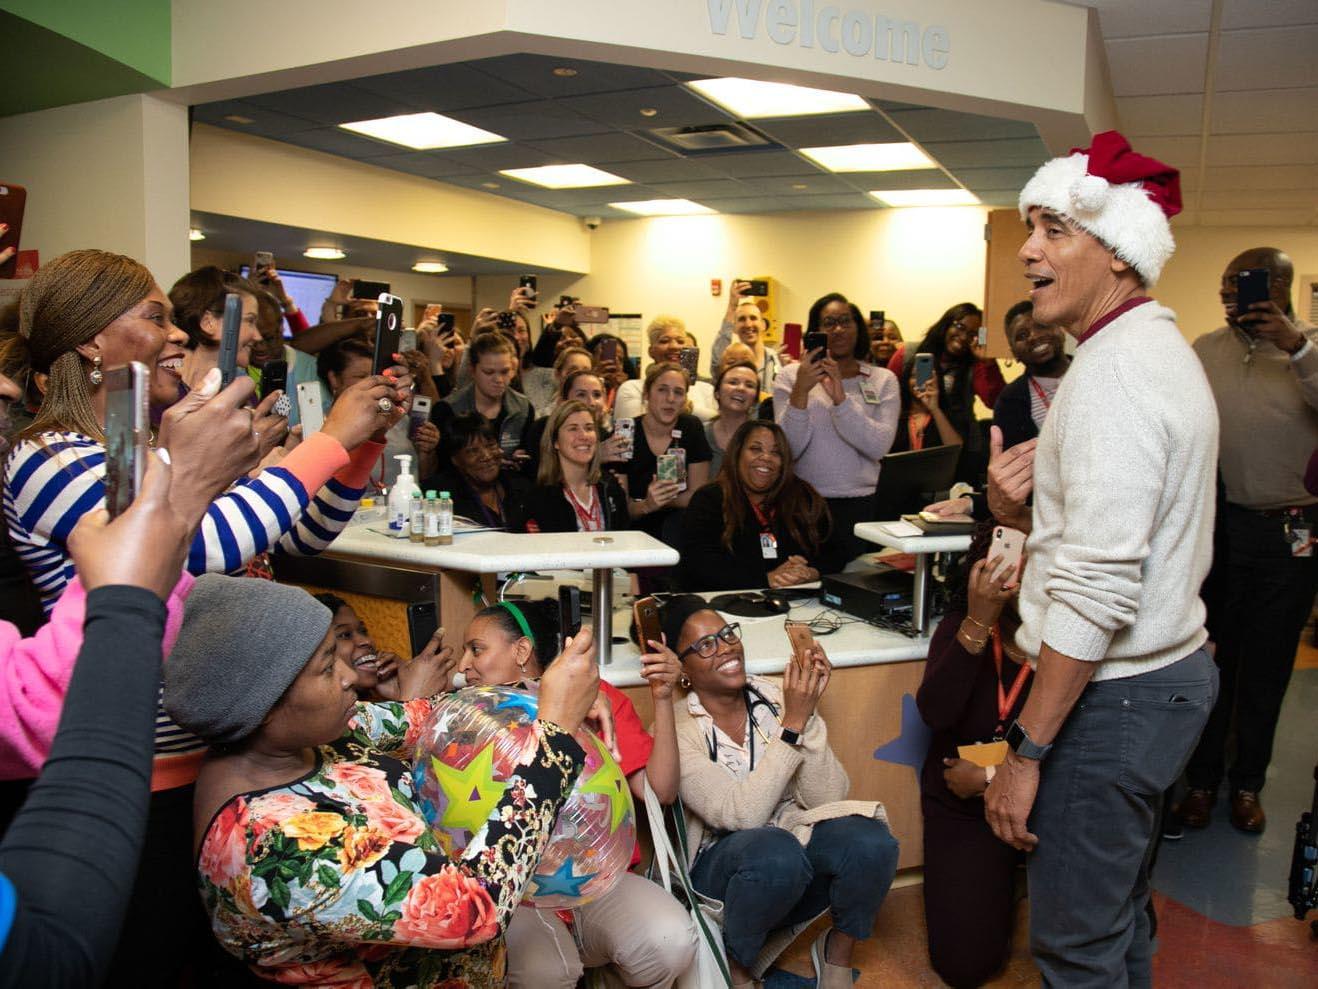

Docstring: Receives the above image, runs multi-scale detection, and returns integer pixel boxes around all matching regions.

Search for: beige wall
[1154,226,1318,338]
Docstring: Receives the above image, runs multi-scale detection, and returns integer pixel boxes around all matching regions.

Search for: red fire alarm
[711,278,722,297]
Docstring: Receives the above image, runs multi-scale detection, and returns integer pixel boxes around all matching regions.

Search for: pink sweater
[0,572,194,780]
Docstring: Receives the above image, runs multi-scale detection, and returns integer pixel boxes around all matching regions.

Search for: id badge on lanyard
[760,532,778,560]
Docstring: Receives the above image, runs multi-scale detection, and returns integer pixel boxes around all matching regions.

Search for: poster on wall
[605,313,643,355]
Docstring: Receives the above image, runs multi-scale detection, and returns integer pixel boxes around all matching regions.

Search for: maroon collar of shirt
[1077,296,1153,347]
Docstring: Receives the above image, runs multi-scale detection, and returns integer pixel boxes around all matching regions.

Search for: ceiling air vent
[647,123,774,153]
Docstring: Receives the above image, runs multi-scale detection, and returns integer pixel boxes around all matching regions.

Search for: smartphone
[296,381,325,435]
[559,294,576,307]
[260,359,287,400]
[633,596,663,649]
[0,184,26,280]
[977,325,988,348]
[598,337,620,365]
[252,250,274,284]
[1235,267,1270,312]
[804,331,827,361]
[914,352,934,390]
[558,585,582,649]
[406,601,440,658]
[218,292,242,388]
[869,310,885,326]
[102,362,150,519]
[519,274,538,303]
[495,310,517,331]
[409,395,432,438]
[352,279,390,300]
[372,293,405,375]
[399,329,418,353]
[677,346,700,378]
[437,312,456,334]
[781,322,803,360]
[739,279,769,297]
[988,525,1026,583]
[785,621,816,670]
[611,417,634,461]
[574,304,609,324]
[656,451,680,483]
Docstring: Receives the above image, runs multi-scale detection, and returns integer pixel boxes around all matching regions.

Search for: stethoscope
[705,684,780,771]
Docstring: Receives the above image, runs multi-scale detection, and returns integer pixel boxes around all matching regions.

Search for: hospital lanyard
[749,499,776,533]
[563,483,603,531]
[706,686,777,771]
[1027,376,1053,411]
[992,625,1033,737]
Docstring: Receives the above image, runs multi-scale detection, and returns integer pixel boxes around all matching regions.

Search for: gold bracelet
[957,626,989,653]
[963,615,993,632]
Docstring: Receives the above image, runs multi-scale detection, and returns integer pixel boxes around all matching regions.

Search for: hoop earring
[679,674,691,690]
[88,355,103,387]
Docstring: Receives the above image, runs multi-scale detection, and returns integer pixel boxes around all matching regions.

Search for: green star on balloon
[578,734,632,834]
[431,743,509,834]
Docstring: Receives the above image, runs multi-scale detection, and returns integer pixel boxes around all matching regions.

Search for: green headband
[499,600,535,647]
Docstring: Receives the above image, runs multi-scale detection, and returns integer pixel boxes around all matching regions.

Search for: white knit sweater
[1015,301,1218,681]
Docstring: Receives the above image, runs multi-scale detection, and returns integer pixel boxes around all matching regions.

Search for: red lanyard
[749,500,776,532]
[992,625,1032,735]
[1027,376,1052,410]
[564,483,603,531]
[906,412,930,452]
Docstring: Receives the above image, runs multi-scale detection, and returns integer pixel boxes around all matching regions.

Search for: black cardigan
[990,374,1039,451]
[676,482,847,591]
[506,477,630,533]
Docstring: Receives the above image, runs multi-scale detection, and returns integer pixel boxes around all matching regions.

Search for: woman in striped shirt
[0,249,411,985]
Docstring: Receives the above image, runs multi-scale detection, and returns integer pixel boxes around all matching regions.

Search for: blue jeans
[689,816,899,969]
[1028,648,1218,988]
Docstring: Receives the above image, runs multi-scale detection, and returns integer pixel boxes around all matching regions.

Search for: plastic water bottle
[436,490,454,545]
[408,490,425,542]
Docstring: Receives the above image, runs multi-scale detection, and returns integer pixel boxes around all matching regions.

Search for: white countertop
[854,521,973,555]
[599,595,931,688]
[322,522,679,573]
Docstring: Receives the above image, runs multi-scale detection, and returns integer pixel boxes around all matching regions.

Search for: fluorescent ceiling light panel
[339,112,505,150]
[304,247,346,260]
[499,164,630,189]
[188,228,205,241]
[607,199,715,216]
[688,77,868,118]
[801,142,935,172]
[868,189,981,207]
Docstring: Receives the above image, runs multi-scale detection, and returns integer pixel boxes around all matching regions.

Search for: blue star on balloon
[530,857,597,898]
[872,692,932,770]
[494,692,540,720]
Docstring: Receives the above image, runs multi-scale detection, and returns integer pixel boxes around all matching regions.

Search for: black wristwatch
[779,726,802,747]
[1006,720,1052,761]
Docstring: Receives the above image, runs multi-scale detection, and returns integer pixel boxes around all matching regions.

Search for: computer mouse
[761,591,792,614]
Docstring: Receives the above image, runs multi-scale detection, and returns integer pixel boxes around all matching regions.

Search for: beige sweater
[674,677,886,868]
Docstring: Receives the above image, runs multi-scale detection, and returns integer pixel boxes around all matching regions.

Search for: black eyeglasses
[679,623,742,660]
[820,315,855,330]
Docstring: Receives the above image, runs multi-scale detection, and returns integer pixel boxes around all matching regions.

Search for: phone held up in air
[558,585,582,651]
[260,359,287,400]
[406,600,441,658]
[803,331,828,362]
[409,395,432,439]
[252,250,274,283]
[436,312,456,334]
[633,595,663,650]
[914,352,934,391]
[1234,267,1270,313]
[296,381,325,435]
[372,293,405,375]
[352,279,390,301]
[739,278,769,297]
[103,362,150,519]
[678,346,700,379]
[518,274,538,303]
[988,525,1026,583]
[598,337,620,365]
[785,621,816,671]
[218,293,243,389]
[781,323,803,360]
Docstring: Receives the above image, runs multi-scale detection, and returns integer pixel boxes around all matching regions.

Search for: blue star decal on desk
[530,857,597,899]
[494,691,540,721]
[872,692,931,770]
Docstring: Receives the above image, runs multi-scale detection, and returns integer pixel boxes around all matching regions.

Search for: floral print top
[196,698,585,988]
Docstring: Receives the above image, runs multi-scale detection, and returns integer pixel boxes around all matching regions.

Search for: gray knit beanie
[163,574,334,744]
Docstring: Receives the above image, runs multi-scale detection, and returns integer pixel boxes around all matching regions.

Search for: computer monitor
[873,443,962,521]
[240,266,338,338]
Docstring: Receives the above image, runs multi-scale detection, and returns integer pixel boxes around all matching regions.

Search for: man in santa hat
[984,132,1220,985]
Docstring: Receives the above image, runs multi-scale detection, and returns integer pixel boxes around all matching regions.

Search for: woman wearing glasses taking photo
[664,596,898,989]
[773,293,900,559]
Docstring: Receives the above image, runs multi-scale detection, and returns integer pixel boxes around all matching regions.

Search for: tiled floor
[771,648,1318,987]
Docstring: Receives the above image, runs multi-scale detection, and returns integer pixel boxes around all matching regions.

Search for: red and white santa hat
[1018,131,1182,286]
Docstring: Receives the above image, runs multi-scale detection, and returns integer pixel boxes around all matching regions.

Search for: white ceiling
[1057,0,1318,226]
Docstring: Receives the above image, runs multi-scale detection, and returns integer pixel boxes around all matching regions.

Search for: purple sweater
[772,362,900,498]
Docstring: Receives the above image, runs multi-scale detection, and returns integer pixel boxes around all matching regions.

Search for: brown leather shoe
[1175,788,1215,829]
[1230,790,1266,833]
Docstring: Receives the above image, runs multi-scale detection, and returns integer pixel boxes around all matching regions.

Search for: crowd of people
[0,129,1313,989]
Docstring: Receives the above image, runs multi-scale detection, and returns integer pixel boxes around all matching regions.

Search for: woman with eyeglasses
[425,413,529,529]
[663,595,898,989]
[773,293,900,559]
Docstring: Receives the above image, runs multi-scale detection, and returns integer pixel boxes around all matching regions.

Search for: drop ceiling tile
[873,99,926,112]
[701,194,879,214]
[1104,35,1209,97]
[1116,95,1203,137]
[523,132,673,163]
[645,179,750,198]
[1198,208,1313,226]
[367,152,482,179]
[841,169,956,191]
[950,166,1039,191]
[558,86,732,129]
[351,64,537,111]
[1207,132,1318,166]
[1221,0,1318,30]
[193,100,321,136]
[735,174,859,196]
[245,82,415,125]
[1213,88,1318,134]
[1053,0,1213,39]
[1128,135,1202,168]
[467,54,674,97]
[974,190,1022,207]
[920,137,1049,169]
[439,143,560,170]
[1198,189,1318,209]
[1200,163,1318,190]
[278,127,406,159]
[696,150,822,177]
[608,158,727,183]
[753,111,904,147]
[884,109,1038,143]
[446,100,613,141]
[507,185,661,208]
[1215,25,1318,91]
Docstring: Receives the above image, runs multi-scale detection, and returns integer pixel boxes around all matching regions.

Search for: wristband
[779,726,802,747]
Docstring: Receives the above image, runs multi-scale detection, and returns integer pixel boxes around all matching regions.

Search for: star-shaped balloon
[431,743,509,833]
[578,734,632,834]
[531,856,597,899]
[493,692,540,721]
